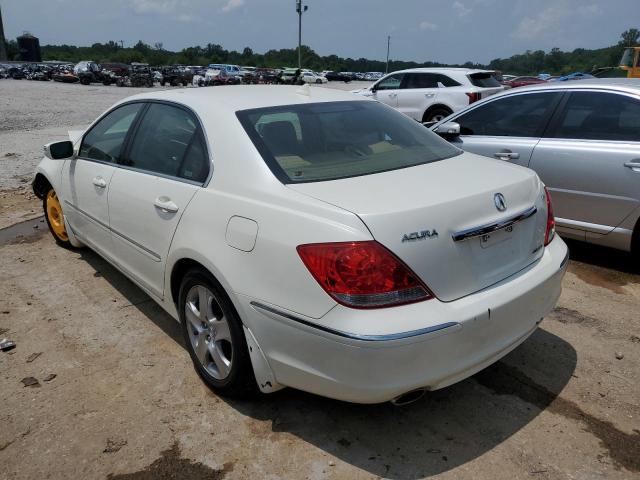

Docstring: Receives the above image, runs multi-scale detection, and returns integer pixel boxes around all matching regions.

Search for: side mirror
[44,140,74,160]
[434,121,461,137]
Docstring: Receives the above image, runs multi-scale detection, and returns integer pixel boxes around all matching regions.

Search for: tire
[178,268,257,398]
[80,77,90,85]
[423,107,453,124]
[43,187,72,249]
[160,80,165,86]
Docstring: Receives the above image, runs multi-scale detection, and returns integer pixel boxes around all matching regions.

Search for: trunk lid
[288,153,547,302]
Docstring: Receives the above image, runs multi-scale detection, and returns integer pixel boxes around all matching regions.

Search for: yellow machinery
[620,47,640,78]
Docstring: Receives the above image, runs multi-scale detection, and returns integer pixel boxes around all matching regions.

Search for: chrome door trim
[250,301,459,342]
[452,205,537,242]
[64,200,161,261]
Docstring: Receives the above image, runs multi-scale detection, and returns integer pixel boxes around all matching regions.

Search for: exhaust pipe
[390,388,427,406]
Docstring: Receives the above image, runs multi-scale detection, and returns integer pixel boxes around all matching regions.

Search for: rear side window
[123,103,209,182]
[437,74,461,87]
[403,73,438,89]
[237,101,461,183]
[456,92,561,137]
[80,103,143,163]
[548,91,640,142]
[468,72,501,88]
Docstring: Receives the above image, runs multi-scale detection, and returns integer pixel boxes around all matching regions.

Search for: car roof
[499,78,640,95]
[391,67,494,75]
[120,85,370,114]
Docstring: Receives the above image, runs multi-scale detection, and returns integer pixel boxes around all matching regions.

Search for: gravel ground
[0,79,638,480]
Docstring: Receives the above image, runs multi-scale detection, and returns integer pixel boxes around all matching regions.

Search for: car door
[61,102,145,257]
[372,73,404,108]
[529,90,640,239]
[395,73,438,121]
[107,102,211,299]
[444,91,563,168]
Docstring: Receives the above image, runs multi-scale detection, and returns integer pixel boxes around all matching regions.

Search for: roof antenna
[296,83,311,96]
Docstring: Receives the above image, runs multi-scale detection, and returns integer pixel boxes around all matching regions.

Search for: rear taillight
[466,92,480,104]
[297,241,433,309]
[544,186,556,246]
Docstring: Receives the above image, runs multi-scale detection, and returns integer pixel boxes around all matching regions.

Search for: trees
[36,28,638,74]
[619,29,640,47]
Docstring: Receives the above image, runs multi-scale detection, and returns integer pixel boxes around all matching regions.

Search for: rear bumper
[238,237,568,403]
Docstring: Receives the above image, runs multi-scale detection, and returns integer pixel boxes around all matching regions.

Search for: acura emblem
[494,193,507,212]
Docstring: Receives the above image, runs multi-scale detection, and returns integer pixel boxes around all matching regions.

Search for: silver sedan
[432,79,640,256]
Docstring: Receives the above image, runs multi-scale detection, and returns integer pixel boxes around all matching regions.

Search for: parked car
[116,63,154,88]
[323,71,352,82]
[33,86,566,404]
[300,71,328,84]
[502,76,547,89]
[74,61,114,86]
[352,68,505,123]
[432,79,640,254]
[160,66,191,86]
[7,66,26,79]
[554,72,596,82]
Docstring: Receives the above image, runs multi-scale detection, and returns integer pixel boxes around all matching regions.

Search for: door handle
[154,197,179,213]
[494,151,520,160]
[92,176,107,188]
[389,93,397,98]
[624,161,640,172]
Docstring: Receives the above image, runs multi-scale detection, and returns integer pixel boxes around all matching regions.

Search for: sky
[2,0,640,64]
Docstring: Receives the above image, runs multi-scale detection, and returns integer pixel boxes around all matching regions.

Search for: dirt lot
[0,79,639,480]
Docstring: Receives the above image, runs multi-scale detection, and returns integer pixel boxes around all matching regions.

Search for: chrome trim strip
[452,205,537,242]
[250,301,459,342]
[64,200,161,261]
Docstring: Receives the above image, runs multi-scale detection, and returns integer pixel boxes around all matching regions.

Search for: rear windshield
[468,72,502,88]
[236,101,461,183]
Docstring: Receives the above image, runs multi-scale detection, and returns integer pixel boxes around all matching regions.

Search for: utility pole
[296,0,308,69]
[0,5,8,62]
[385,35,390,74]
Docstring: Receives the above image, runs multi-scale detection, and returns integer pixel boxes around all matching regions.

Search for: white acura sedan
[33,86,568,404]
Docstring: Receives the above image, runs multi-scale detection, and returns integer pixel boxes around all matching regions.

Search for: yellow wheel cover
[46,190,68,242]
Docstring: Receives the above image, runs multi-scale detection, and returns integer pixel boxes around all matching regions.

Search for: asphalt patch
[106,442,233,480]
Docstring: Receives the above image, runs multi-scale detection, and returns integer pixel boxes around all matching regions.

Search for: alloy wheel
[185,285,233,380]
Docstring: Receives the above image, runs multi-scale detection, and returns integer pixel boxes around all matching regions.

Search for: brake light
[544,186,556,246]
[466,92,481,104]
[297,241,433,309]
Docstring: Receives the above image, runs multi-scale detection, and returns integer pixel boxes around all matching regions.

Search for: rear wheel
[178,268,256,398]
[423,107,452,124]
[43,188,72,248]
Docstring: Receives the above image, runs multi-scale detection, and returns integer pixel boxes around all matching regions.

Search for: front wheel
[43,188,72,248]
[179,269,257,398]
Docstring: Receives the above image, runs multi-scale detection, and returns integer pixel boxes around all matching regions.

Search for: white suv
[352,68,504,123]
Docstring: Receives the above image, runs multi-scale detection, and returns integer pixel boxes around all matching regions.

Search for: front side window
[456,92,561,137]
[548,91,640,142]
[237,101,461,183]
[123,103,209,182]
[79,103,144,163]
[375,74,404,91]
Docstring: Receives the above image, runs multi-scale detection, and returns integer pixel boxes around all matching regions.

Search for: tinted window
[375,74,404,90]
[456,92,560,137]
[79,103,143,162]
[437,74,461,87]
[124,103,209,182]
[549,91,640,142]
[468,72,501,88]
[237,101,461,183]
[403,73,438,89]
